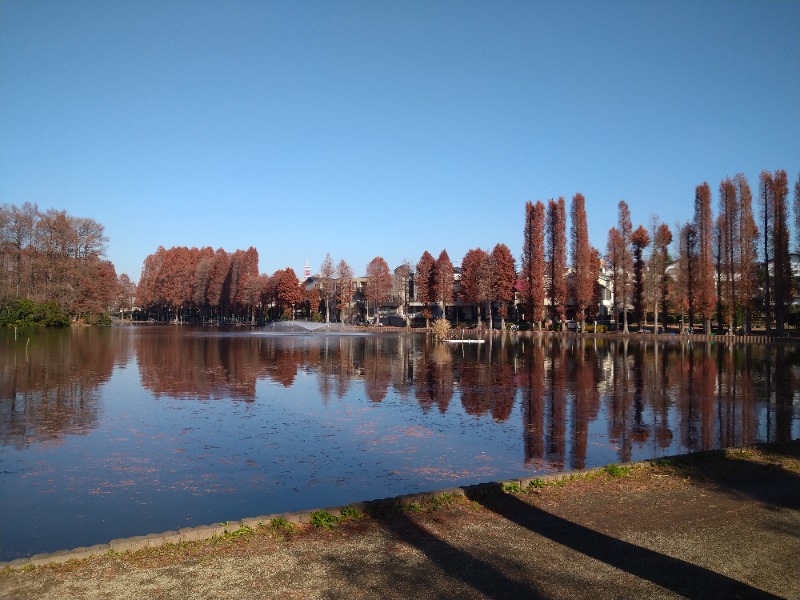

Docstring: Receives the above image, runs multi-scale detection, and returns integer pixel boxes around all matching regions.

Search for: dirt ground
[2,442,798,600]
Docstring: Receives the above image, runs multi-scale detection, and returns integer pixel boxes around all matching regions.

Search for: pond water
[1,326,798,560]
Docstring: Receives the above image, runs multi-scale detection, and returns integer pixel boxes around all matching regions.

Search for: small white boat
[443,339,485,344]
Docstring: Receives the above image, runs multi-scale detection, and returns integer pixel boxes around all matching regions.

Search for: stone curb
[0,464,633,571]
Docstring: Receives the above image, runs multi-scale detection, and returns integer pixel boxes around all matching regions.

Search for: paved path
[2,443,798,599]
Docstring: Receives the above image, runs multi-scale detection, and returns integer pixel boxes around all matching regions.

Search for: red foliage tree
[365,256,392,323]
[570,193,593,329]
[694,183,715,333]
[490,243,516,329]
[735,174,758,333]
[717,177,739,331]
[521,200,546,329]
[546,198,567,327]
[651,223,672,332]
[432,250,454,320]
[460,248,491,327]
[415,251,435,328]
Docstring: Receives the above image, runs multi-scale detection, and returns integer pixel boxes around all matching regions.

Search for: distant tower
[304,259,311,278]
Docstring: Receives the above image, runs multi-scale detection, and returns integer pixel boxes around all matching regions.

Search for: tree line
[604,169,799,335]
[0,202,120,325]
[4,167,798,330]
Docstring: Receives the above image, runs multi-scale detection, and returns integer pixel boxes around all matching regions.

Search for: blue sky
[2,1,799,282]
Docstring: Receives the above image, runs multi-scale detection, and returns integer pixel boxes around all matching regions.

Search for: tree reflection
[0,328,126,447]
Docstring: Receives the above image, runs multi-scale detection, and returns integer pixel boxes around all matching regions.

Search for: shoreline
[3,440,797,572]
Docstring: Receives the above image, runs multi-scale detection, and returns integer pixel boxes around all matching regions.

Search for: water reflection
[0,328,129,448]
[1,328,798,561]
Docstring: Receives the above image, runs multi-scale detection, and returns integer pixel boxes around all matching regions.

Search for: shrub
[432,318,451,341]
[309,509,338,529]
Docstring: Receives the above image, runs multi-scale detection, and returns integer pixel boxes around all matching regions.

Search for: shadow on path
[464,484,784,600]
[368,508,543,599]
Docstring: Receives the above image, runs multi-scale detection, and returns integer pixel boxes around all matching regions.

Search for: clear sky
[2,0,799,282]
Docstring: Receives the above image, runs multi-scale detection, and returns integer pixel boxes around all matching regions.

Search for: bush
[1,299,70,327]
[432,318,451,341]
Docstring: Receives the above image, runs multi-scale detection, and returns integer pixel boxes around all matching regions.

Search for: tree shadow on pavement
[365,507,545,599]
[663,442,800,510]
[464,484,785,600]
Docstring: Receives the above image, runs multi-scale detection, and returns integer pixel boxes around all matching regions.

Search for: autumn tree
[772,169,792,334]
[432,250,454,320]
[490,243,516,330]
[650,222,672,332]
[521,200,546,329]
[616,201,633,333]
[735,174,759,333]
[694,183,715,334]
[630,225,650,327]
[460,248,491,328]
[415,251,435,328]
[570,193,593,330]
[546,197,567,327]
[272,267,303,319]
[716,177,739,332]
[365,256,392,324]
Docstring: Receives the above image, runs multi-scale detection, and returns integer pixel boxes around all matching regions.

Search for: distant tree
[521,200,546,329]
[415,251,435,328]
[432,250,454,320]
[716,177,739,332]
[116,273,137,317]
[675,222,698,329]
[570,193,593,330]
[795,172,800,252]
[631,225,650,327]
[650,223,672,332]
[605,227,623,330]
[616,201,633,333]
[335,259,353,324]
[588,247,603,323]
[490,243,516,330]
[320,253,335,323]
[365,256,392,323]
[772,169,792,334]
[735,174,759,333]
[273,267,303,319]
[758,171,774,332]
[694,183,715,334]
[393,261,412,327]
[460,247,491,328]
[546,197,568,327]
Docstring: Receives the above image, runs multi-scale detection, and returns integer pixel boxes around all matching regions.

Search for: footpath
[1,442,798,600]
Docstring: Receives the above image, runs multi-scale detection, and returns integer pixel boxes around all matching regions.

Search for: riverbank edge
[3,440,797,572]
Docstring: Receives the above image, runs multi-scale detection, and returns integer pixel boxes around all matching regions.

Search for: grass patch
[604,464,633,478]
[339,505,362,520]
[501,481,522,494]
[310,510,339,529]
[428,492,458,510]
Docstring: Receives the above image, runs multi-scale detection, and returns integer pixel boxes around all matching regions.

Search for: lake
[1,326,798,561]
